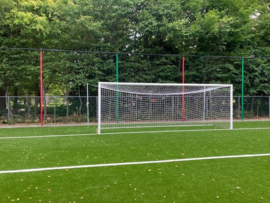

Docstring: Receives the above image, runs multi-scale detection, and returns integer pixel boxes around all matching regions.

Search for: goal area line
[1,127,270,140]
[0,153,269,174]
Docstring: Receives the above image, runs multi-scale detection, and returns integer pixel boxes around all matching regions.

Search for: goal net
[98,82,233,134]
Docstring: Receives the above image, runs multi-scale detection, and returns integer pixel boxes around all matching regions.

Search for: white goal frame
[98,82,233,134]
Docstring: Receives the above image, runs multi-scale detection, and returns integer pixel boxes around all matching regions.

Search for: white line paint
[1,127,270,140]
[0,133,94,139]
[0,153,270,174]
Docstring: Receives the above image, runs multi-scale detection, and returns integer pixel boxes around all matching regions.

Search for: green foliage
[0,0,270,96]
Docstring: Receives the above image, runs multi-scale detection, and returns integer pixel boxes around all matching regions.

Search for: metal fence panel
[0,96,8,124]
[243,96,270,118]
[0,96,97,124]
[233,96,241,119]
[7,96,38,124]
[0,96,269,125]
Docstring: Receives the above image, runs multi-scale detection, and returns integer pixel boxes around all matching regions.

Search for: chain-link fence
[0,96,269,125]
[0,96,97,124]
[233,96,270,119]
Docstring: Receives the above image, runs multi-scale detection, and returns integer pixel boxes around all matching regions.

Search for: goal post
[98,82,233,134]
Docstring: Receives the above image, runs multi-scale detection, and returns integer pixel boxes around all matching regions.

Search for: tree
[0,0,270,100]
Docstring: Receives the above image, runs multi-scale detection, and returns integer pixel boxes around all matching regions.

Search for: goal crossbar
[99,82,232,87]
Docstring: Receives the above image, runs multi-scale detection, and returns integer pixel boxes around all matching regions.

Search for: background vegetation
[1,0,270,99]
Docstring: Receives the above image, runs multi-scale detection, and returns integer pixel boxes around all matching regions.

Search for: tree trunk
[66,95,69,118]
[5,85,12,118]
[13,87,18,114]
[78,88,82,116]
[22,87,31,117]
[43,85,47,122]
[256,104,260,117]
[35,83,39,118]
[250,97,254,117]
[0,87,6,116]
[178,58,181,74]
[62,89,70,119]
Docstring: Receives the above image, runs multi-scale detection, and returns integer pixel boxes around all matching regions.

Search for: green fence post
[116,54,119,123]
[54,96,56,123]
[8,96,10,124]
[87,84,89,125]
[241,58,244,121]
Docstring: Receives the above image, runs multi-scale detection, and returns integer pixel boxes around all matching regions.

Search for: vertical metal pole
[241,58,244,121]
[269,96,270,117]
[230,85,233,129]
[238,96,240,118]
[96,96,98,122]
[182,56,185,122]
[136,96,138,121]
[116,54,119,123]
[8,96,10,124]
[172,96,174,120]
[98,83,101,134]
[206,94,208,119]
[116,54,119,82]
[54,97,56,123]
[210,91,212,121]
[40,50,43,126]
[87,83,89,125]
[203,86,206,121]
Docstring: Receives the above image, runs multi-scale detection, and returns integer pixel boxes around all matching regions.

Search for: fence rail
[0,96,270,125]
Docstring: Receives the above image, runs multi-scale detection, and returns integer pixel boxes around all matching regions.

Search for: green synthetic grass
[0,121,270,202]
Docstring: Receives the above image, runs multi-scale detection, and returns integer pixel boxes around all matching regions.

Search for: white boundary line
[0,153,270,174]
[1,127,270,140]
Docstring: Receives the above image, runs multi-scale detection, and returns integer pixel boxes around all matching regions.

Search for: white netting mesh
[98,83,232,133]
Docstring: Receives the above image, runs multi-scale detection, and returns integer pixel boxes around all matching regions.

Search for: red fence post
[182,56,185,122]
[40,50,43,126]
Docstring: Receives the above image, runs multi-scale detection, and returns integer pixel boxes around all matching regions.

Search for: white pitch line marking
[0,133,94,139]
[0,153,270,174]
[1,127,270,140]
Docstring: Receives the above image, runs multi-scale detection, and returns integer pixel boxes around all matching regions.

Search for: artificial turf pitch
[0,121,270,202]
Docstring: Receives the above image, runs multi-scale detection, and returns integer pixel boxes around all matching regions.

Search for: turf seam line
[1,153,270,174]
[1,127,270,139]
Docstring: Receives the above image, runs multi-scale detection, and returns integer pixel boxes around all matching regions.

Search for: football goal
[98,82,233,134]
